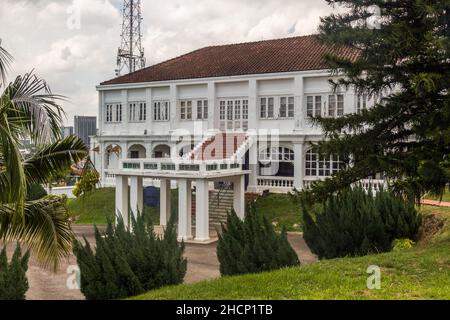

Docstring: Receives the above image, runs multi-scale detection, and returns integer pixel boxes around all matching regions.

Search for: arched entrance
[258,146,294,177]
[105,144,122,169]
[128,144,146,159]
[152,144,171,158]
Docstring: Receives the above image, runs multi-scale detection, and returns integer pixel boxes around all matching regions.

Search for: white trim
[96,69,335,91]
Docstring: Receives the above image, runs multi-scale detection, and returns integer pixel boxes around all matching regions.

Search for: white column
[233,175,245,220]
[130,176,143,220]
[248,79,258,130]
[121,89,128,134]
[115,175,129,229]
[169,84,178,129]
[293,142,304,190]
[178,179,192,241]
[247,141,258,192]
[207,82,215,129]
[160,178,171,226]
[195,179,210,241]
[294,75,304,131]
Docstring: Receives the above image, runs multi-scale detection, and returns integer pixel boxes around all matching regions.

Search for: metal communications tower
[116,0,146,76]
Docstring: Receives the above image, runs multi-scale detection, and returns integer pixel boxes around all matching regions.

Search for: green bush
[72,171,100,198]
[392,239,415,252]
[217,206,299,276]
[73,213,186,300]
[302,187,422,259]
[0,244,30,300]
[26,183,47,201]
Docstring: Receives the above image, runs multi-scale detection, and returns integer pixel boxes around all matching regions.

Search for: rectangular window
[219,101,226,120]
[356,94,367,114]
[280,97,287,118]
[106,104,113,122]
[197,101,202,119]
[116,104,122,122]
[129,102,146,122]
[180,101,186,120]
[129,103,136,121]
[260,97,274,119]
[306,96,314,117]
[306,96,322,117]
[234,100,241,120]
[227,101,233,120]
[328,95,336,117]
[268,97,274,118]
[288,97,294,118]
[260,98,267,118]
[242,100,248,120]
[279,96,294,119]
[153,101,170,121]
[337,94,344,116]
[186,100,192,120]
[203,100,208,119]
[196,100,208,120]
[315,96,321,117]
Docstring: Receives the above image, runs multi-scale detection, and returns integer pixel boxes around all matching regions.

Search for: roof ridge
[203,34,317,49]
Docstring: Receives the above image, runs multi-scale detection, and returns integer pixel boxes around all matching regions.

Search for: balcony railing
[116,158,244,176]
[257,176,294,193]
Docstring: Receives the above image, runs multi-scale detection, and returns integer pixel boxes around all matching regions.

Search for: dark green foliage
[73,213,186,300]
[26,183,47,201]
[217,206,299,276]
[0,244,30,300]
[303,1,450,202]
[302,187,422,259]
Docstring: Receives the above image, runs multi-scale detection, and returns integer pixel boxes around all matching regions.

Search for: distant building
[61,126,74,138]
[74,116,97,146]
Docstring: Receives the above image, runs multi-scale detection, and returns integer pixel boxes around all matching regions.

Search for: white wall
[97,71,357,141]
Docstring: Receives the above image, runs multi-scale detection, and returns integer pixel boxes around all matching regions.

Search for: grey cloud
[0,0,334,125]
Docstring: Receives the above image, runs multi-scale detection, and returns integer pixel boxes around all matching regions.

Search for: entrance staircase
[185,132,251,161]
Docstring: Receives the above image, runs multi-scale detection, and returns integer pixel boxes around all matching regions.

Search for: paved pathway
[420,199,450,207]
[2,225,316,300]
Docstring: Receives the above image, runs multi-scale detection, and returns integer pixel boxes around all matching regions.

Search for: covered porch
[110,157,249,243]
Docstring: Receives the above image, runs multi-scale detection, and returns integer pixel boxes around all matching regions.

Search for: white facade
[92,69,380,193]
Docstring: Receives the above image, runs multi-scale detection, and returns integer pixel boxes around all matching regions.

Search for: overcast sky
[0,0,334,126]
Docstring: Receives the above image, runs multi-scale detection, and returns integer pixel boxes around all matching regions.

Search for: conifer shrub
[302,187,422,259]
[73,213,186,300]
[0,244,30,300]
[26,183,47,201]
[217,206,299,276]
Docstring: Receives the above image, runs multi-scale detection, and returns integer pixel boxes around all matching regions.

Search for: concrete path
[421,199,450,207]
[2,225,316,300]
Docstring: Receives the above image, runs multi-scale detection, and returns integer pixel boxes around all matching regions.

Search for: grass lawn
[67,187,300,230]
[423,189,450,202]
[252,193,301,232]
[67,188,161,225]
[132,205,450,300]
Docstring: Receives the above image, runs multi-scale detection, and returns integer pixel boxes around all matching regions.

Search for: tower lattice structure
[116,0,146,76]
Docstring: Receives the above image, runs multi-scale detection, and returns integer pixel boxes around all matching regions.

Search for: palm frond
[0,42,13,87]
[0,196,74,270]
[23,135,88,186]
[1,71,66,144]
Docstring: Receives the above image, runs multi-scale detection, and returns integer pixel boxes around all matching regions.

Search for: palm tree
[0,42,87,270]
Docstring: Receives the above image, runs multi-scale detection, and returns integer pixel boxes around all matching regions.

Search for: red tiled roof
[101,35,360,85]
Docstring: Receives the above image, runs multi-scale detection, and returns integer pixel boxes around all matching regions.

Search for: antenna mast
[116,0,146,76]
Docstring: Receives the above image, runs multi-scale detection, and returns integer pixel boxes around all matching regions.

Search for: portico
[111,156,248,243]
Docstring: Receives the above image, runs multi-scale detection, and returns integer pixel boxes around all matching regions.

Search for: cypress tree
[303,0,450,202]
[302,187,421,259]
[217,207,299,276]
[0,244,30,300]
[73,213,186,300]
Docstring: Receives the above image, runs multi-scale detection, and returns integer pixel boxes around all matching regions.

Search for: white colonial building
[91,35,380,241]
